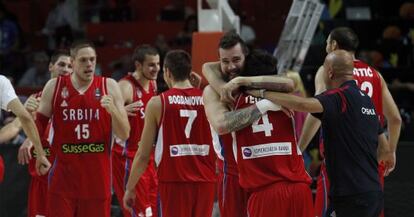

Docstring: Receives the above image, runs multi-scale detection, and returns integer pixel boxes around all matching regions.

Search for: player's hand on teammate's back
[189,71,202,88]
[24,95,40,113]
[101,95,116,114]
[125,101,141,116]
[18,138,33,165]
[220,79,240,107]
[36,155,51,176]
[123,189,136,213]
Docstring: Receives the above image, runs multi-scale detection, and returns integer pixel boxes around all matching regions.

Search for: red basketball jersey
[155,88,216,182]
[212,132,238,176]
[48,75,112,199]
[353,59,384,125]
[113,73,156,158]
[234,94,311,191]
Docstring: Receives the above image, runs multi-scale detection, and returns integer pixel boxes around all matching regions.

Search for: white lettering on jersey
[62,108,100,121]
[245,95,260,104]
[168,95,203,106]
[241,142,292,159]
[169,144,210,157]
[361,107,376,116]
[353,67,373,77]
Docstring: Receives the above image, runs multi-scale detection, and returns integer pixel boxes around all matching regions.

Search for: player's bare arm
[202,62,227,93]
[124,96,161,213]
[37,78,57,118]
[204,86,280,135]
[33,78,58,175]
[298,66,325,151]
[118,79,139,116]
[104,78,130,141]
[0,118,21,144]
[9,98,51,175]
[247,90,323,114]
[377,133,396,176]
[380,74,402,153]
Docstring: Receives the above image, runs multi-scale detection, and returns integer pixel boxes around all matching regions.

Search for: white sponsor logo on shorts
[170,144,210,157]
[241,142,292,159]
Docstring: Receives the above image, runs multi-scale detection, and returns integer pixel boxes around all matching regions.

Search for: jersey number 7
[180,109,197,139]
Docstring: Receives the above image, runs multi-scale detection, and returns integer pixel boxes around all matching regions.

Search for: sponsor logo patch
[62,143,105,154]
[169,144,210,157]
[241,142,292,159]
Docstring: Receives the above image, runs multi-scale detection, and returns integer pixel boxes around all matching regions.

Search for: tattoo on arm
[221,106,262,133]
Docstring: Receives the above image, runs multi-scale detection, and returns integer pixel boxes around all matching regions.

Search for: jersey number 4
[180,109,197,139]
[252,114,273,137]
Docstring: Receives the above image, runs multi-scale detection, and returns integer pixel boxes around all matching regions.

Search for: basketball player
[35,42,130,217]
[203,31,313,217]
[123,50,216,217]
[112,44,159,217]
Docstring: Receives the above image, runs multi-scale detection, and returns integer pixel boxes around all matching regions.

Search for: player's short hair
[50,49,70,65]
[132,44,159,64]
[219,30,249,56]
[329,27,359,52]
[70,41,96,58]
[241,49,278,76]
[164,50,191,81]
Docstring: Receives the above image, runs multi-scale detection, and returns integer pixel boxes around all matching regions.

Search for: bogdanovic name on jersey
[168,95,203,106]
[62,108,100,121]
[170,144,210,157]
[241,142,292,159]
[62,143,105,154]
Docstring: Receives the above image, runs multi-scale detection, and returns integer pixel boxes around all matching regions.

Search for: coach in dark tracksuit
[247,50,395,217]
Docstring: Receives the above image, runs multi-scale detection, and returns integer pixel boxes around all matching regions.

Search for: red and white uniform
[47,75,112,217]
[156,87,216,217]
[112,74,158,217]
[353,60,384,125]
[26,91,55,217]
[212,132,249,217]
[234,93,313,217]
[314,59,385,217]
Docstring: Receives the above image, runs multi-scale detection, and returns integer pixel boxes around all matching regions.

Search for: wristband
[256,99,281,114]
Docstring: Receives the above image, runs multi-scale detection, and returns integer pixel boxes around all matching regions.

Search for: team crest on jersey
[95,88,101,99]
[61,87,69,99]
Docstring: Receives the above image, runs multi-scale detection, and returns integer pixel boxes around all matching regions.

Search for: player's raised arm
[202,62,227,93]
[203,85,281,135]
